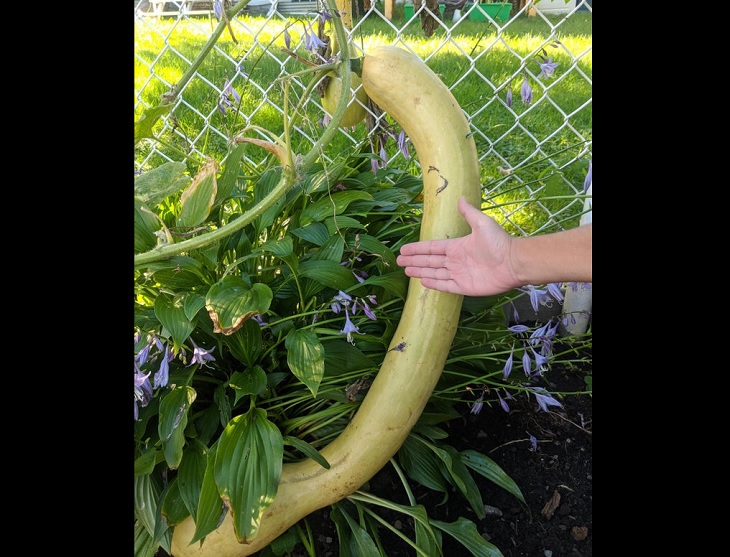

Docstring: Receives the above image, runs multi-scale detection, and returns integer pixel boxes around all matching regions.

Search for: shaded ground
[298,362,592,557]
[161,361,591,557]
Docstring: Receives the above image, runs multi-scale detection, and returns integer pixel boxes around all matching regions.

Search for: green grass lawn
[135,9,591,230]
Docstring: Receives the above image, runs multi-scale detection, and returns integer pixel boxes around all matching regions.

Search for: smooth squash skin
[319,30,367,128]
[320,70,369,127]
[170,45,481,557]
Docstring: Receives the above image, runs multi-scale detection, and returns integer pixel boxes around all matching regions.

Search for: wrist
[505,236,525,289]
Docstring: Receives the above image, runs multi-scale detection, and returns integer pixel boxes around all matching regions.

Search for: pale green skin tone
[170,45,481,557]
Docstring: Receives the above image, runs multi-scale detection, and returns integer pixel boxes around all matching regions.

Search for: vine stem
[134,0,356,268]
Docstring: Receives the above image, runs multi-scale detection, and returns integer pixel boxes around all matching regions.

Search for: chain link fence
[134,0,592,237]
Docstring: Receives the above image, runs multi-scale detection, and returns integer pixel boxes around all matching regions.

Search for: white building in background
[533,0,577,15]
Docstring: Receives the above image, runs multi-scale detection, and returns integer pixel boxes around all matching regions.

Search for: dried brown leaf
[540,489,561,519]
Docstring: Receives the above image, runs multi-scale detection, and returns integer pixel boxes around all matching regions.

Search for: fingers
[402,262,450,280]
[398,238,449,257]
[397,253,447,269]
[402,266,461,294]
[419,277,461,295]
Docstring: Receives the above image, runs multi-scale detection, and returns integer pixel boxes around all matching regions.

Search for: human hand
[396,196,518,296]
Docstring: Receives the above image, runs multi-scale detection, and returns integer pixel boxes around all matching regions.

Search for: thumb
[458,196,486,230]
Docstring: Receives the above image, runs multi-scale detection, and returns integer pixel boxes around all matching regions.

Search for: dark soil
[161,363,591,557]
[297,363,592,557]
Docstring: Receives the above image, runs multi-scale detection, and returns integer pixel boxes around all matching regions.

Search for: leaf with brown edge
[205,277,273,336]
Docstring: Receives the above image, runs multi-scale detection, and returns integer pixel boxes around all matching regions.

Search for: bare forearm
[509,224,592,286]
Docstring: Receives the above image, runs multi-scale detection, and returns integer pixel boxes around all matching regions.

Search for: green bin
[467,3,512,23]
[403,3,445,19]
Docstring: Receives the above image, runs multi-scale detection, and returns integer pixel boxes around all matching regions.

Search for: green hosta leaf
[161,478,190,525]
[461,295,509,318]
[430,517,504,557]
[134,396,160,439]
[411,423,450,441]
[134,519,159,557]
[223,319,263,367]
[214,408,283,543]
[301,161,349,195]
[259,235,293,258]
[191,443,227,545]
[323,339,377,377]
[461,449,525,503]
[214,382,232,427]
[357,271,408,300]
[144,256,208,290]
[420,441,468,496]
[177,159,218,228]
[347,491,432,523]
[183,293,206,321]
[158,386,197,469]
[412,505,442,555]
[324,215,364,234]
[134,448,160,477]
[299,190,373,227]
[347,492,441,555]
[134,474,159,538]
[354,233,398,269]
[331,504,380,557]
[134,102,174,144]
[291,222,330,246]
[285,329,325,397]
[283,435,330,469]
[177,440,208,519]
[416,407,461,427]
[443,446,486,519]
[371,186,418,209]
[134,161,189,206]
[307,234,345,262]
[194,405,221,447]
[267,528,299,555]
[154,295,195,350]
[299,260,357,291]
[254,168,285,230]
[398,436,451,493]
[215,143,246,205]
[134,473,171,554]
[134,198,161,253]
[230,365,267,405]
[206,277,273,336]
[260,235,299,275]
[156,520,172,557]
[349,165,381,188]
[143,256,205,274]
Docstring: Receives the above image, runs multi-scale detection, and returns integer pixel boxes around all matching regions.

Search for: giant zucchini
[170,45,481,556]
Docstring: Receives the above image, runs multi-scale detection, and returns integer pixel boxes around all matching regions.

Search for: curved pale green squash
[170,45,481,556]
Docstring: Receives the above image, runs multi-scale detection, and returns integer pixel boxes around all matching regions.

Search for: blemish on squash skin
[427,166,448,194]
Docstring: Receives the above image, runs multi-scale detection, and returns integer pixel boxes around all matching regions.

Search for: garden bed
[291,357,592,556]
